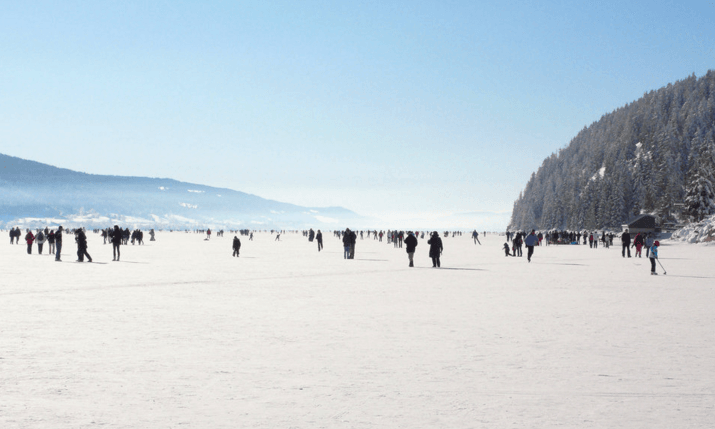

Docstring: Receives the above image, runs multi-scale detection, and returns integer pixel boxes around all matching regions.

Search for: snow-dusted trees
[509,70,715,231]
[684,134,715,221]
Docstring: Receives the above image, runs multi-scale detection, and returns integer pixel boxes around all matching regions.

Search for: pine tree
[684,172,715,221]
[684,135,715,221]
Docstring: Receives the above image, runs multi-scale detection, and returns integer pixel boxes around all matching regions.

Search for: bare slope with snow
[2,232,714,428]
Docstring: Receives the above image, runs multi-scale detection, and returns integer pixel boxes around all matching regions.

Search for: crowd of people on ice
[7,225,158,263]
[503,228,662,273]
[7,225,663,274]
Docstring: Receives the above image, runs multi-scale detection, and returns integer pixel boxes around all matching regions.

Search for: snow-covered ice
[2,232,714,428]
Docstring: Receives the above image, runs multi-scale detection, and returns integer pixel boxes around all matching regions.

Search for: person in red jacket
[633,233,644,257]
[25,229,35,254]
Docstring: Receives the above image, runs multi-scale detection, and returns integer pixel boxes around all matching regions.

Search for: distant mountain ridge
[0,153,362,229]
[509,70,715,231]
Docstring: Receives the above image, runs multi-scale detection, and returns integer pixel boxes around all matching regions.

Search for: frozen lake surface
[2,231,714,428]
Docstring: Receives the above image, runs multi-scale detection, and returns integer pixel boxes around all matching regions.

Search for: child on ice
[503,243,511,257]
[649,240,660,275]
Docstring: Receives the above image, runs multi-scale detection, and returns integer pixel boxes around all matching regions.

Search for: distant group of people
[504,228,662,273]
[12,225,133,262]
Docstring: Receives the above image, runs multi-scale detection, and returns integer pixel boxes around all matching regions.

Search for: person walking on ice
[428,231,443,268]
[649,240,660,275]
[36,230,46,254]
[524,229,539,262]
[75,228,92,262]
[621,229,632,258]
[316,230,323,252]
[404,231,418,267]
[25,229,35,254]
[111,225,122,261]
[232,236,241,257]
[54,226,63,261]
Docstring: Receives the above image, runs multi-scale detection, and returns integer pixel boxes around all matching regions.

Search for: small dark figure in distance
[404,231,418,267]
[55,226,64,261]
[232,236,241,257]
[111,225,122,261]
[472,230,481,245]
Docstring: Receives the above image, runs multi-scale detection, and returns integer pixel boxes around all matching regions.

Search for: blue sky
[2,1,714,229]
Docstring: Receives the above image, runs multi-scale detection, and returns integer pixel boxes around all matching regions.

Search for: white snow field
[2,231,714,428]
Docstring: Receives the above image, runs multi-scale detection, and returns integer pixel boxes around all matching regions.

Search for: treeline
[509,70,715,231]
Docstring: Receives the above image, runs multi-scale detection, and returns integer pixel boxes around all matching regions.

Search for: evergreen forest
[509,70,715,231]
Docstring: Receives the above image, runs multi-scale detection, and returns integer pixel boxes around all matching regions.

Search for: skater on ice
[649,240,660,275]
[472,230,481,245]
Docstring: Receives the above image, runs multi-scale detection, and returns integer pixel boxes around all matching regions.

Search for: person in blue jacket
[524,229,540,263]
[649,240,660,275]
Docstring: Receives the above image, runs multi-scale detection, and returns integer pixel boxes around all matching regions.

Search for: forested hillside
[509,71,715,231]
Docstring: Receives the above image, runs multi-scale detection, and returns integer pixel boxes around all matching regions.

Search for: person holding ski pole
[649,240,660,275]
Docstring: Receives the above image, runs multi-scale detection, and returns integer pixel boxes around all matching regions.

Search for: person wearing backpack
[35,230,47,254]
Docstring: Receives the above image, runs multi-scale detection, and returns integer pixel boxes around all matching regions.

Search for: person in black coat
[404,231,418,267]
[348,229,357,259]
[232,236,241,257]
[111,225,122,261]
[621,229,632,258]
[316,230,323,252]
[427,231,443,268]
[75,228,92,262]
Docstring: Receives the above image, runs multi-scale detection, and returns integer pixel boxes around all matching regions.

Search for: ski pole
[657,259,667,275]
